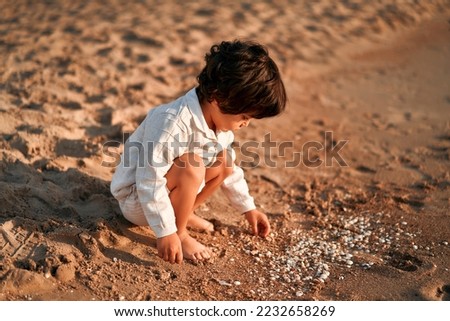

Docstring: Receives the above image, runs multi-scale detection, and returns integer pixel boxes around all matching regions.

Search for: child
[110,40,286,264]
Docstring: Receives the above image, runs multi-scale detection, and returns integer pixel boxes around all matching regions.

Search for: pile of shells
[242,211,419,298]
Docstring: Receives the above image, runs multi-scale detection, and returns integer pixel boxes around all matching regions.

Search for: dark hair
[197,40,287,119]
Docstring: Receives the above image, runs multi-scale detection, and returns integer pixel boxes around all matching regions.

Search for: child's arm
[221,163,271,237]
[220,164,257,213]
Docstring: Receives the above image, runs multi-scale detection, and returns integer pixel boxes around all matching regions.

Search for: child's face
[210,100,252,132]
[215,112,251,132]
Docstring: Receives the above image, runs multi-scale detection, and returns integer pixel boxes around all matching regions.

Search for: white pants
[118,182,206,226]
[118,184,148,226]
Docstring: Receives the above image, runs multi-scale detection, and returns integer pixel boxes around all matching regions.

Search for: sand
[0,0,449,301]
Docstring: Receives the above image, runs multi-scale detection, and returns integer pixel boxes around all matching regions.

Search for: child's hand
[244,209,271,237]
[157,233,183,264]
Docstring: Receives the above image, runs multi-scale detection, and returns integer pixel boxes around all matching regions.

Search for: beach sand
[0,0,449,300]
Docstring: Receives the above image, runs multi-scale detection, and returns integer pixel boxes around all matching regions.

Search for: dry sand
[0,0,449,301]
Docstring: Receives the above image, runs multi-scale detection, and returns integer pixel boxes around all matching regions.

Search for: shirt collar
[185,88,217,139]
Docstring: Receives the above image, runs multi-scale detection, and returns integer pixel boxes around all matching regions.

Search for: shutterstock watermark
[101,131,348,169]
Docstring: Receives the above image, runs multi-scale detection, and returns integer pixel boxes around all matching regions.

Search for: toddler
[111,40,286,264]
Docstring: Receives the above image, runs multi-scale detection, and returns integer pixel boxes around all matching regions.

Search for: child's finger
[163,251,169,262]
[250,220,258,235]
[259,221,270,237]
[169,250,177,264]
[175,251,183,264]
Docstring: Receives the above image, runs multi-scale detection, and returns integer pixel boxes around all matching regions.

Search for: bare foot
[178,231,212,261]
[187,214,214,233]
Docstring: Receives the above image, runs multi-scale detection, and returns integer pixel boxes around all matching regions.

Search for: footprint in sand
[392,195,425,209]
[420,282,450,301]
[387,250,433,273]
[121,31,163,48]
[0,220,43,262]
[441,284,450,301]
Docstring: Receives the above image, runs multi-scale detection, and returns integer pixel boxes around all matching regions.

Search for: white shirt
[110,88,256,237]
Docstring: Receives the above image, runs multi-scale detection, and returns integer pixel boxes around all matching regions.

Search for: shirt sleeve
[135,113,188,238]
[220,146,257,214]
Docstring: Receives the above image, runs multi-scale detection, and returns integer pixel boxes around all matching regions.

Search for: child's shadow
[116,219,157,248]
[0,158,157,267]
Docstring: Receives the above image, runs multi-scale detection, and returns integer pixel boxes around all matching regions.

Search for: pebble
[319,272,329,281]
[218,280,232,286]
[413,245,418,250]
[246,211,418,298]
[234,281,241,286]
